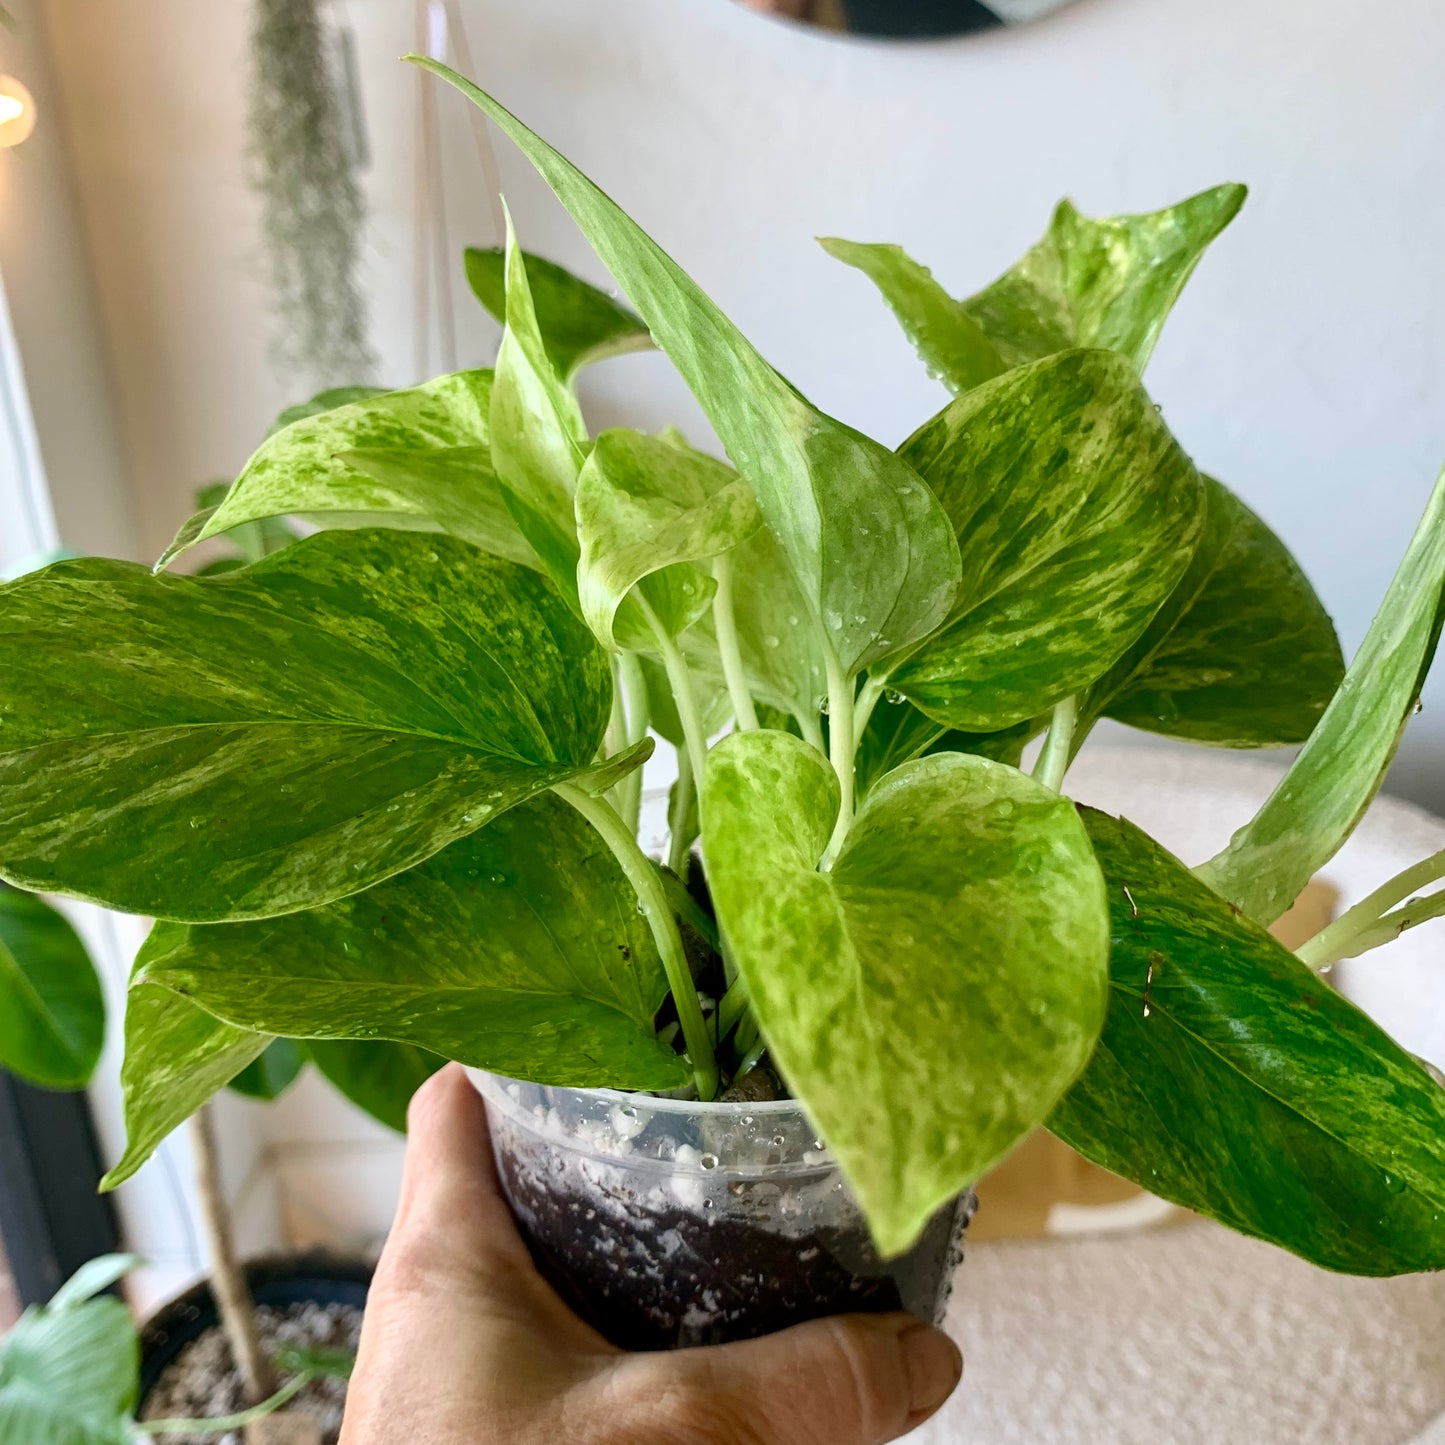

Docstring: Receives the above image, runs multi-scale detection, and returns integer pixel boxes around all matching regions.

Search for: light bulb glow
[0,76,36,148]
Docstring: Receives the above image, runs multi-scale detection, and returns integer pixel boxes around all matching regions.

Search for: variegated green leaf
[818,237,1006,395]
[489,210,586,556]
[0,530,621,921]
[701,731,1108,1254]
[1051,811,1445,1274]
[102,947,271,1188]
[958,183,1246,373]
[0,885,104,1091]
[465,245,654,380]
[268,385,389,437]
[1198,463,1445,923]
[576,428,760,650]
[888,349,1205,729]
[1078,476,1343,748]
[159,371,496,566]
[417,58,960,679]
[854,701,1040,800]
[139,795,689,1092]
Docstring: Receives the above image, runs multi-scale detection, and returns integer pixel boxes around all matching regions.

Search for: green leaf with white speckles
[417,58,960,679]
[0,530,625,922]
[465,245,654,380]
[701,730,1108,1254]
[158,371,500,567]
[103,946,272,1188]
[139,794,688,1093]
[1051,811,1445,1275]
[888,349,1206,729]
[576,428,760,651]
[1197,462,1445,924]
[1077,476,1343,748]
[958,184,1246,374]
[819,237,1006,395]
[227,1037,305,1101]
[854,703,1041,801]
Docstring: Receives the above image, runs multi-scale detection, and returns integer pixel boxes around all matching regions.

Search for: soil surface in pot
[138,1300,359,1445]
[498,1144,971,1351]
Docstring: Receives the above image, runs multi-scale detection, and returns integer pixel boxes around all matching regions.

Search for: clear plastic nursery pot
[470,1071,973,1350]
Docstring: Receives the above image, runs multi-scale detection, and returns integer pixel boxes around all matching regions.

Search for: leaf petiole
[1296,845,1445,971]
[636,592,709,784]
[616,651,650,835]
[554,782,719,1100]
[1033,695,1079,793]
[711,551,760,731]
[819,646,856,870]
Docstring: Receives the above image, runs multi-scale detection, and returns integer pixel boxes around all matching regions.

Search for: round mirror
[736,0,1084,39]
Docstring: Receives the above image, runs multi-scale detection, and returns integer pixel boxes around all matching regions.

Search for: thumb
[617,1312,962,1445]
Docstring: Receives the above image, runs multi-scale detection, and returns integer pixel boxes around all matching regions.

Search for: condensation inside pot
[473,1073,974,1351]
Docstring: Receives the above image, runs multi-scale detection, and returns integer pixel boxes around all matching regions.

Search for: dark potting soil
[498,1146,972,1351]
[137,1300,359,1445]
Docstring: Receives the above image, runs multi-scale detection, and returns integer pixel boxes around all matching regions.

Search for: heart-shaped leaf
[0,885,104,1091]
[102,948,272,1188]
[702,731,1108,1254]
[138,794,689,1092]
[0,530,622,921]
[306,1040,444,1133]
[465,245,654,380]
[1051,811,1445,1275]
[576,428,760,650]
[889,349,1205,728]
[957,183,1246,373]
[159,371,497,566]
[1197,462,1445,923]
[854,701,1040,800]
[417,59,960,680]
[1078,476,1343,747]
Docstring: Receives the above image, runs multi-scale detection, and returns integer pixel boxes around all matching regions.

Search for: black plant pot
[473,1072,973,1352]
[138,1251,371,1406]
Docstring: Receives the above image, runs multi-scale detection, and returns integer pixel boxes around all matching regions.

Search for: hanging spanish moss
[248,0,377,390]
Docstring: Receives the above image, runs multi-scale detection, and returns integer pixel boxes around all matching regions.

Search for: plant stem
[1297,845,1445,970]
[711,551,759,731]
[796,711,826,755]
[135,1369,312,1435]
[735,1031,768,1079]
[635,594,709,785]
[819,647,856,870]
[716,973,751,1041]
[853,674,886,742]
[189,1105,277,1404]
[1033,695,1079,793]
[666,748,695,876]
[617,651,650,835]
[554,782,719,1100]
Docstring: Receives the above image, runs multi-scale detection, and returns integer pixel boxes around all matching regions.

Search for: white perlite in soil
[138,1300,361,1445]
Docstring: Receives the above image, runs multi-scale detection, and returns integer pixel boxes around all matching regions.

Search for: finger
[614,1312,962,1445]
[389,1064,531,1270]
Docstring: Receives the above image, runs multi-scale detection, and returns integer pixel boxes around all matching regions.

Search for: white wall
[34,0,1445,806]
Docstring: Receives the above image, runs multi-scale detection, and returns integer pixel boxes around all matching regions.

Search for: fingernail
[899,1323,963,1414]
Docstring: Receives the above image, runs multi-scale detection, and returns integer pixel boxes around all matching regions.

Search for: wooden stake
[190,1105,277,1404]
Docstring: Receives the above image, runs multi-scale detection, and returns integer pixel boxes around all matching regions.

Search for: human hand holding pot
[340,1066,964,1445]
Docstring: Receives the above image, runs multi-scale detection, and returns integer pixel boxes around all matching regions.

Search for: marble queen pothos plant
[2,58,1445,1271]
